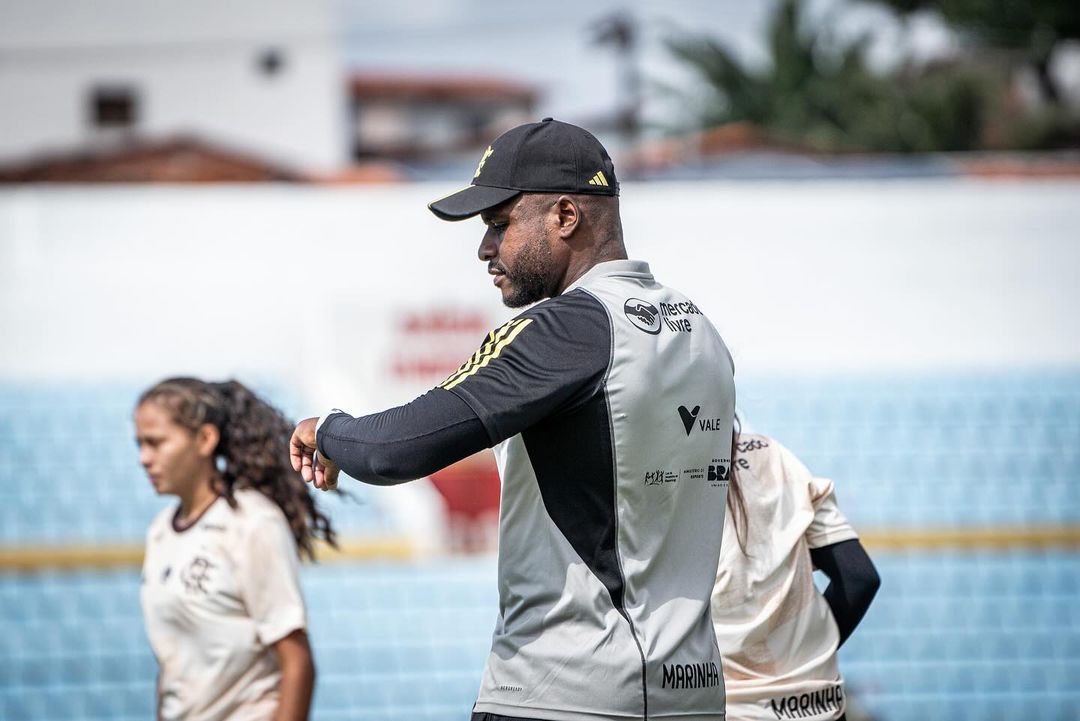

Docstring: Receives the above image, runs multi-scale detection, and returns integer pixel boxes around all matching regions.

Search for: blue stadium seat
[3,376,1080,721]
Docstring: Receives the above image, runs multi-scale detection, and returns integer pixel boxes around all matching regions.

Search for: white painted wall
[0,0,346,171]
[1,180,1077,415]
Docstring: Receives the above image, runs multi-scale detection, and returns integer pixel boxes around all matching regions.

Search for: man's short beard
[501,239,554,308]
[502,269,549,308]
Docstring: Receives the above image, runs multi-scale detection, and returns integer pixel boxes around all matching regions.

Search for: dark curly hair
[137,377,336,560]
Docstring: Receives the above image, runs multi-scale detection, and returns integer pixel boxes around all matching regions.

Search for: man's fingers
[300,449,315,483]
[321,464,340,491]
[289,431,304,473]
[313,454,339,491]
[290,418,320,482]
[288,417,338,490]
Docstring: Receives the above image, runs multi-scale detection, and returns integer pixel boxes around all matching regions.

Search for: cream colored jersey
[140,488,307,721]
[712,435,858,721]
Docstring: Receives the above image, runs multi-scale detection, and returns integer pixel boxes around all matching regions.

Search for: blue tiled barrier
[736,372,1080,527]
[1,552,1078,721]
[2,373,1077,540]
[1,372,1078,720]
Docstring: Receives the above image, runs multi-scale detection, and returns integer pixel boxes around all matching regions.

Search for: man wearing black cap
[290,119,736,721]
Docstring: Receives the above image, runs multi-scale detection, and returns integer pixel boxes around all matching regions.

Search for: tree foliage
[867,0,1080,103]
[666,0,998,152]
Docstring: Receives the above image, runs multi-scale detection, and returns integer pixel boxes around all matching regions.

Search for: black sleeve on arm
[809,538,881,647]
[316,388,490,486]
[440,290,612,445]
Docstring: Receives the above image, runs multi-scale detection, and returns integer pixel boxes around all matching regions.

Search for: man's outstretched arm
[291,295,611,490]
[290,389,490,489]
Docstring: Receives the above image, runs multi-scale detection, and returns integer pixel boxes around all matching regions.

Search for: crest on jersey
[181,556,216,594]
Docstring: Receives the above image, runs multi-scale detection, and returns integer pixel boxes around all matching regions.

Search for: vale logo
[678,405,700,436]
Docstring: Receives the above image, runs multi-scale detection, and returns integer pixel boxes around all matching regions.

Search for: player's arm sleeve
[316,389,490,485]
[805,475,859,549]
[235,512,307,647]
[809,539,880,647]
[436,290,611,444]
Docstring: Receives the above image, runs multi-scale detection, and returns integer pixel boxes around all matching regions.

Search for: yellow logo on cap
[588,170,609,187]
[474,146,494,179]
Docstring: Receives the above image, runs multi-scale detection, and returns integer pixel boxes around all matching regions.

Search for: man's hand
[289,417,341,491]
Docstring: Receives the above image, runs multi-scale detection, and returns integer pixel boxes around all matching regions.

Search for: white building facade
[0,0,347,172]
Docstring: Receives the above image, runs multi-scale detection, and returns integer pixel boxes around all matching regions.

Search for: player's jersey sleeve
[805,475,859,550]
[233,509,307,646]
[439,289,612,445]
[768,438,859,549]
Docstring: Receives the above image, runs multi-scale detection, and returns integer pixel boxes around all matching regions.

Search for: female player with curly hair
[135,378,336,721]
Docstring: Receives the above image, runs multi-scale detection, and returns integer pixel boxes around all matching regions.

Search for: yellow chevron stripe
[453,326,504,378]
[438,320,522,389]
[596,170,608,186]
[441,319,533,390]
[439,322,514,388]
[445,320,521,385]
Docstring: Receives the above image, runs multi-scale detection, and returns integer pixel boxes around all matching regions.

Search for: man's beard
[498,241,553,308]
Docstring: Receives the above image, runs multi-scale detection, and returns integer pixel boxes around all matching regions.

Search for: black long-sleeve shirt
[317,389,489,485]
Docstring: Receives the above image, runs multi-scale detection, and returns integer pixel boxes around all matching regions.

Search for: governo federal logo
[623,298,661,335]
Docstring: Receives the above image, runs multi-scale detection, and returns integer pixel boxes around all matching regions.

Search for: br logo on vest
[624,298,661,334]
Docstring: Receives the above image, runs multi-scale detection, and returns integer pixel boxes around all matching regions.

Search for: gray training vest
[443,259,736,721]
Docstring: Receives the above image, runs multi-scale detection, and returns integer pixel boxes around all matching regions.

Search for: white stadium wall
[1,180,1078,416]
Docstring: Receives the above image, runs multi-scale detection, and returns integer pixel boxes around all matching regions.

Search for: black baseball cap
[428,118,619,221]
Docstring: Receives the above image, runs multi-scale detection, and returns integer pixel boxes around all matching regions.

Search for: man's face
[479,195,557,308]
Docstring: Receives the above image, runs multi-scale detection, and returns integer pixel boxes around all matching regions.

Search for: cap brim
[428,185,521,221]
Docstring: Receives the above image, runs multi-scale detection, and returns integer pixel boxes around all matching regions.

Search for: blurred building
[0,137,308,183]
[0,0,347,173]
[349,72,537,162]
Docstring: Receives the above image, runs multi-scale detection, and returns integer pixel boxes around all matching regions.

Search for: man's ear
[555,195,580,239]
[195,423,220,459]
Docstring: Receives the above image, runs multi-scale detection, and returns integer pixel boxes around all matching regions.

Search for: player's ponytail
[137,377,337,560]
[728,414,749,554]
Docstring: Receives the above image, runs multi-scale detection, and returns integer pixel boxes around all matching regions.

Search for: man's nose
[478,227,498,261]
[139,447,153,468]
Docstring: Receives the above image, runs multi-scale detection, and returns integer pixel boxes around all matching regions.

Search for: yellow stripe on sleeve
[438,320,520,389]
[440,319,533,390]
